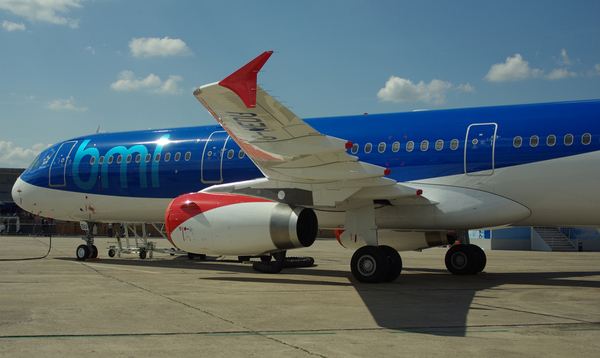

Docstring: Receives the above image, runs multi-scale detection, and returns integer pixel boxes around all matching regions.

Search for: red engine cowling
[165,192,318,256]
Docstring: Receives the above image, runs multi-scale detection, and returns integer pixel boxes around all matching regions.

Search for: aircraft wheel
[469,244,487,273]
[89,245,98,259]
[139,249,147,260]
[351,246,390,283]
[108,249,116,258]
[445,244,477,275]
[76,245,90,260]
[380,245,402,282]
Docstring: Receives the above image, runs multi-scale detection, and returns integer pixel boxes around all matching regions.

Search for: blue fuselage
[20,100,600,199]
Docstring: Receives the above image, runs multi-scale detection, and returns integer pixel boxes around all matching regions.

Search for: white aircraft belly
[13,178,170,223]
[415,151,600,227]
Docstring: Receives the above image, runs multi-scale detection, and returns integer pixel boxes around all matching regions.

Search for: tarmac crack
[470,301,596,325]
[76,261,327,357]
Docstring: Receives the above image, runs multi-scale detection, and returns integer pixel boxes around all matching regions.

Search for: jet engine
[165,192,318,256]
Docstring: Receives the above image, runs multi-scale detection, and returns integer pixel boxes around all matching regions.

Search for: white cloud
[0,141,47,168]
[484,54,543,82]
[377,76,473,105]
[151,75,184,94]
[2,20,25,31]
[456,83,475,93]
[110,71,183,94]
[545,68,578,80]
[47,97,88,111]
[85,45,94,54]
[587,64,600,77]
[557,49,572,66]
[0,0,83,28]
[129,37,193,58]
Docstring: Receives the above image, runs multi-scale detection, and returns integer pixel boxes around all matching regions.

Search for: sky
[1,0,600,168]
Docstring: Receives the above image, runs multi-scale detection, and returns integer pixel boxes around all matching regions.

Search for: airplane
[11,51,600,283]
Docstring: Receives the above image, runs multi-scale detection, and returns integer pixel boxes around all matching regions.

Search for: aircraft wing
[194,52,417,207]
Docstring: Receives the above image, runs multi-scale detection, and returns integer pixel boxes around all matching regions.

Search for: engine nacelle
[165,192,318,256]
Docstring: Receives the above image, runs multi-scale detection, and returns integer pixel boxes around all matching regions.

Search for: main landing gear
[444,244,486,275]
[351,245,402,283]
[349,244,486,283]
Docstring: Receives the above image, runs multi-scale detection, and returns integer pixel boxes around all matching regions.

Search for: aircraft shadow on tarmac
[60,255,600,337]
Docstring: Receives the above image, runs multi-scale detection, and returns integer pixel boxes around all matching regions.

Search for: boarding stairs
[533,227,577,251]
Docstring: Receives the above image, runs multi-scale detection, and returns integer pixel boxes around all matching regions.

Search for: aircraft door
[49,141,77,187]
[201,131,229,184]
[464,123,497,176]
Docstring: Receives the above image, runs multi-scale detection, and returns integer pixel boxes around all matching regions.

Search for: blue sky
[2,0,600,167]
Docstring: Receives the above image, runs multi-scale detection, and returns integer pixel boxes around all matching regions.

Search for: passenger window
[435,140,443,151]
[117,155,123,164]
[564,134,573,146]
[135,154,141,163]
[164,153,171,162]
[406,141,414,152]
[99,156,104,165]
[378,142,386,153]
[90,156,96,165]
[513,136,522,148]
[227,149,234,159]
[175,152,181,161]
[582,133,591,145]
[364,143,372,153]
[530,136,539,147]
[420,140,429,151]
[185,152,191,161]
[351,143,359,154]
[392,142,400,152]
[450,139,459,150]
[107,156,114,164]
[547,135,556,147]
[155,153,161,162]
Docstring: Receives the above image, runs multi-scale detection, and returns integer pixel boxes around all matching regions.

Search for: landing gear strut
[350,245,402,283]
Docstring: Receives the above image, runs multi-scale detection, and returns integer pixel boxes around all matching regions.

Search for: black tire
[351,246,390,283]
[188,252,195,260]
[445,244,477,275]
[380,245,402,282]
[108,249,116,258]
[89,245,98,259]
[76,245,90,260]
[469,244,487,273]
[139,249,147,260]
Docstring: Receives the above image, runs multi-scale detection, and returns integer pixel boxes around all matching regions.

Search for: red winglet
[218,51,274,108]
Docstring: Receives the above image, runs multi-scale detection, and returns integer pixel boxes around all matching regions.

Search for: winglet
[218,51,274,108]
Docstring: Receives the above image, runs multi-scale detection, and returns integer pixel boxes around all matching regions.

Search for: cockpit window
[28,156,41,170]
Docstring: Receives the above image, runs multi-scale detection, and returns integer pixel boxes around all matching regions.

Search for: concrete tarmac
[1,235,599,357]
